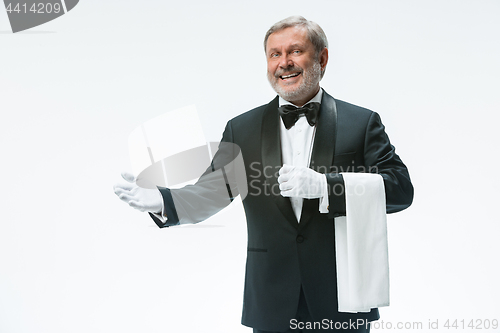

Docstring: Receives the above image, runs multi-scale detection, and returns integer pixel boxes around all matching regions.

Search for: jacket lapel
[261,96,299,227]
[299,91,338,226]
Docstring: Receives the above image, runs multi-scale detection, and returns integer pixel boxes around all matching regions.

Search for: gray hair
[264,16,328,59]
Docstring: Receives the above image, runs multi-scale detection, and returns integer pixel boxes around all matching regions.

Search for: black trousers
[253,288,371,333]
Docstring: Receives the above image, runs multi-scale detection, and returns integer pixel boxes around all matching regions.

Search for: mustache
[274,66,303,78]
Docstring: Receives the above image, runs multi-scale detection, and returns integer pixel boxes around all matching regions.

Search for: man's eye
[293,50,301,54]
[271,53,279,58]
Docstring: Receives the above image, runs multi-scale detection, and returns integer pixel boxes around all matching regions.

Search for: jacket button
[296,235,304,243]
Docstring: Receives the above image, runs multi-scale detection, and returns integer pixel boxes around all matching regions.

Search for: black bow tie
[278,102,321,129]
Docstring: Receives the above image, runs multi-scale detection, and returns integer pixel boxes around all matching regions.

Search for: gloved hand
[113,172,163,213]
[278,164,327,199]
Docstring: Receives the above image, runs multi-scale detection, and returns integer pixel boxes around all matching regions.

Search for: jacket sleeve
[326,111,414,218]
[150,121,242,228]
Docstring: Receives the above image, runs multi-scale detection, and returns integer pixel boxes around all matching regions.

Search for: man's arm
[150,121,245,227]
[363,111,414,213]
[115,120,244,228]
[326,111,414,218]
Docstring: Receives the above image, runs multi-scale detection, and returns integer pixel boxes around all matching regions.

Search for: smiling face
[266,26,328,106]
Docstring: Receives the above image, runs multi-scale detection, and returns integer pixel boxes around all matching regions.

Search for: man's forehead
[266,26,311,49]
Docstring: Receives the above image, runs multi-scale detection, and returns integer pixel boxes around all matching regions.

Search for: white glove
[113,172,163,213]
[278,164,327,199]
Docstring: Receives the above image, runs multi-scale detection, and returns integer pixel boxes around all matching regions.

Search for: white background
[1,1,499,332]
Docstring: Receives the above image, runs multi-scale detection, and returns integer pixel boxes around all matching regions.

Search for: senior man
[114,16,413,333]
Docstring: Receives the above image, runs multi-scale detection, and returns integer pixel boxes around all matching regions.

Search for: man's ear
[319,47,329,71]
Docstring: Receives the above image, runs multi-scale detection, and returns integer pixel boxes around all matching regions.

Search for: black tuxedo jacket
[151,91,414,332]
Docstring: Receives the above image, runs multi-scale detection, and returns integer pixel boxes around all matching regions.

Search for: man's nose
[279,54,293,69]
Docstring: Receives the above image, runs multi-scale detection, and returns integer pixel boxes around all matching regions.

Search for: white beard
[268,61,322,103]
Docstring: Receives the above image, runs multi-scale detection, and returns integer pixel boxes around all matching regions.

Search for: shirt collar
[279,87,323,107]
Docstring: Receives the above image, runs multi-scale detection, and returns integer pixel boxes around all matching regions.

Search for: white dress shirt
[279,88,329,221]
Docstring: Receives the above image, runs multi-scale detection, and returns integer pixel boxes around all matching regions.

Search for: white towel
[334,173,389,313]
